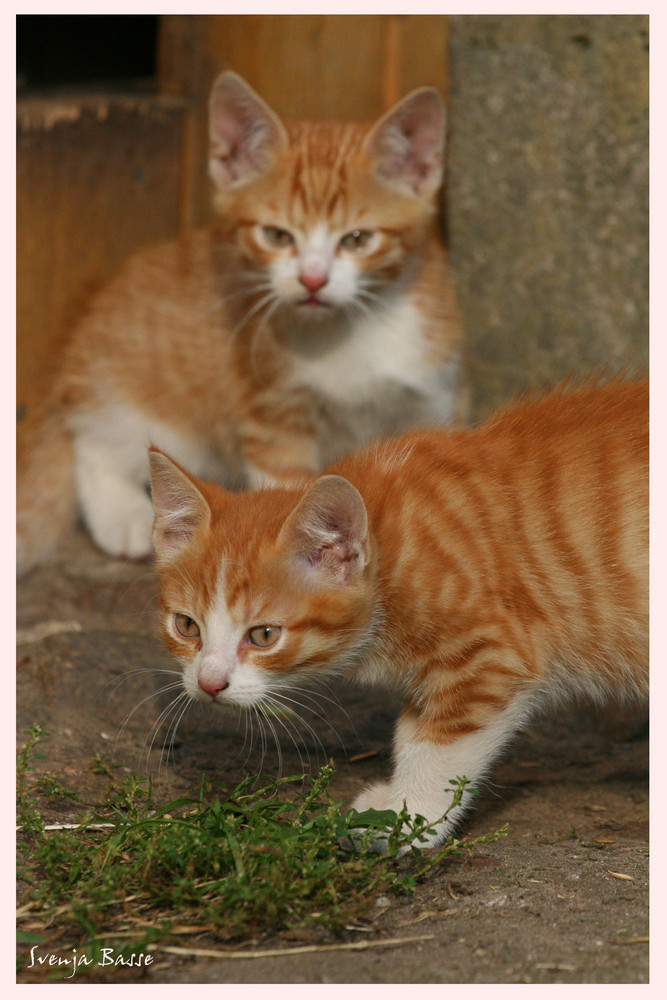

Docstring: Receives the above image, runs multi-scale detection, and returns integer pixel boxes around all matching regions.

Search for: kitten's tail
[17,400,77,577]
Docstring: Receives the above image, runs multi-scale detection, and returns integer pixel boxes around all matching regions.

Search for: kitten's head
[208,71,446,318]
[149,448,376,709]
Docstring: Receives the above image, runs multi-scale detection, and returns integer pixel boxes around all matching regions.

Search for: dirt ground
[16,530,649,985]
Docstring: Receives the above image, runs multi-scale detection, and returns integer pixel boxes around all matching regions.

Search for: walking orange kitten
[148,376,648,847]
[17,71,463,576]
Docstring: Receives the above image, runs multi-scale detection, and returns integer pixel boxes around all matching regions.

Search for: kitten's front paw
[343,782,394,854]
[84,491,154,560]
[350,782,452,853]
[351,781,391,813]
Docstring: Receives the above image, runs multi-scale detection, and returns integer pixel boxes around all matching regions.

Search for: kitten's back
[340,376,648,697]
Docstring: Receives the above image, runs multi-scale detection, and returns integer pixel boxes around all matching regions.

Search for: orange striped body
[150,377,648,845]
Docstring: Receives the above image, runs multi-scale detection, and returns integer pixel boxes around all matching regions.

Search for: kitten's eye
[262,226,294,248]
[248,625,282,649]
[174,613,200,639]
[340,230,374,251]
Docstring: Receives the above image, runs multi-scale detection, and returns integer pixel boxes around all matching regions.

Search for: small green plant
[32,772,79,801]
[16,724,51,834]
[17,726,506,977]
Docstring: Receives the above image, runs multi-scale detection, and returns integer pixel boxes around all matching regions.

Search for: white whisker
[142,690,190,775]
[260,691,330,772]
[158,693,192,779]
[256,702,284,777]
[251,704,269,775]
[249,296,282,378]
[228,289,278,344]
[260,696,310,775]
[268,687,343,757]
[100,666,182,702]
[107,670,184,763]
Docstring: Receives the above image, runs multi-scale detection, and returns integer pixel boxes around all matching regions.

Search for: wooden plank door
[158,14,450,225]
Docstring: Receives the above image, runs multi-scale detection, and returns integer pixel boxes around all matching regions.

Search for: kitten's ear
[148,448,211,562]
[278,475,369,585]
[363,87,445,198]
[209,71,289,188]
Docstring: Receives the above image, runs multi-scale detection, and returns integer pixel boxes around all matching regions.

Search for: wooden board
[158,14,450,224]
[17,94,186,414]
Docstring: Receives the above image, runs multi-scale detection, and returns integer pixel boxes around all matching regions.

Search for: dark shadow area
[17,14,158,90]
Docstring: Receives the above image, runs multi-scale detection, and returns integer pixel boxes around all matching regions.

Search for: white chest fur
[291,296,431,400]
[287,295,459,453]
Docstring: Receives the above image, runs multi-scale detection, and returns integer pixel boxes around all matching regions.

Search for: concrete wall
[446,15,648,421]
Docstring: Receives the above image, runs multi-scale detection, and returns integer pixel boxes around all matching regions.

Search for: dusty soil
[16,530,649,985]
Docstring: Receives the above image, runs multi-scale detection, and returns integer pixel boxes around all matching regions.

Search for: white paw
[351,780,454,852]
[91,495,154,559]
[73,424,157,560]
[79,480,154,559]
[343,782,394,854]
[351,781,391,813]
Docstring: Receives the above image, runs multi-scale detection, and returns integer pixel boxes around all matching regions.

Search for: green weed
[17,724,506,975]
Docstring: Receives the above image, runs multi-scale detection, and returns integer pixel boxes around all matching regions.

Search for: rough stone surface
[446,15,648,420]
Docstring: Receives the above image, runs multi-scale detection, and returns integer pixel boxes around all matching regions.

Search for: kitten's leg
[245,450,320,490]
[245,465,294,490]
[73,428,154,559]
[352,692,536,850]
[240,417,320,490]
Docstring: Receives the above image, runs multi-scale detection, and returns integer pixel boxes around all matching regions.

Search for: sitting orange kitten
[148,376,648,847]
[17,71,463,576]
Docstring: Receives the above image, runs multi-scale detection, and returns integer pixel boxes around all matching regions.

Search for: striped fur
[150,376,648,847]
[17,72,463,576]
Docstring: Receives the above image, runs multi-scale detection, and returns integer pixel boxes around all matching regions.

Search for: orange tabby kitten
[17,71,463,576]
[148,377,648,847]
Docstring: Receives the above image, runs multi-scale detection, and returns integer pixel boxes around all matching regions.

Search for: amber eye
[248,625,282,649]
[174,613,200,639]
[340,230,374,251]
[262,226,294,248]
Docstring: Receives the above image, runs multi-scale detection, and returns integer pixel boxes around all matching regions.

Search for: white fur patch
[70,402,233,559]
[286,293,459,464]
[352,691,538,848]
[292,296,433,401]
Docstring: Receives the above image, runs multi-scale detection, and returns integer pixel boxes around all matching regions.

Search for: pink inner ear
[307,535,354,567]
[209,73,287,187]
[148,450,210,560]
[367,88,445,197]
[279,475,369,583]
[314,538,364,586]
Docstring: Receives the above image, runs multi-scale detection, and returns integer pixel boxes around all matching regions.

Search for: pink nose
[300,272,327,294]
[198,676,229,698]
